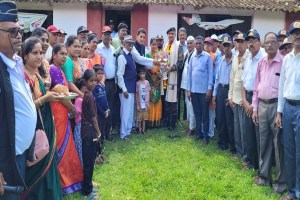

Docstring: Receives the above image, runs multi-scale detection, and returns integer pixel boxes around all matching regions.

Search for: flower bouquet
[155,51,169,80]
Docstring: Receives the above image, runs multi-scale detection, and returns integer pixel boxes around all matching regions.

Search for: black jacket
[0,57,25,187]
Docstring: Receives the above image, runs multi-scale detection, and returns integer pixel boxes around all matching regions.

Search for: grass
[64,125,280,200]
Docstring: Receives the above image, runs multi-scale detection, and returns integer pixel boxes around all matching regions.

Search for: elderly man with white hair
[181,36,196,136]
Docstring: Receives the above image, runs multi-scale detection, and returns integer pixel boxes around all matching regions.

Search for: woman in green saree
[21,37,62,199]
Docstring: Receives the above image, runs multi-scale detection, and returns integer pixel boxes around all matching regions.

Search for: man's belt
[259,98,278,104]
[246,90,253,95]
[286,99,300,106]
[219,84,229,88]
[105,78,115,82]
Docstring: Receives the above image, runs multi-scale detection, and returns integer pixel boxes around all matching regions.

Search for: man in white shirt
[181,35,196,136]
[45,25,61,62]
[95,26,117,141]
[276,20,300,200]
[117,35,137,140]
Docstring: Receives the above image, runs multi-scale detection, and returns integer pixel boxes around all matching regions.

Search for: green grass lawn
[64,125,280,200]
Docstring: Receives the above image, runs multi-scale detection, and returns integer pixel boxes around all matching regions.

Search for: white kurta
[119,93,135,138]
[164,41,179,103]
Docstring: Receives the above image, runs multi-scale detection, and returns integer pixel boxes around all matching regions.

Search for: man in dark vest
[0,1,37,199]
[117,35,137,140]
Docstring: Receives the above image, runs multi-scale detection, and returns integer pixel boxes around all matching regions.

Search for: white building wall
[148,5,285,43]
[53,2,87,36]
[252,11,285,42]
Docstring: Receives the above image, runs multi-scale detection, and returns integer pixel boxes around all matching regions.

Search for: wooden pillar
[87,3,105,36]
[131,4,149,45]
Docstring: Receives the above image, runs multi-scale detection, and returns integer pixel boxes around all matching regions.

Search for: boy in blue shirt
[93,64,110,164]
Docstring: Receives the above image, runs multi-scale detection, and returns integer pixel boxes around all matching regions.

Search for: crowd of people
[1,1,300,200]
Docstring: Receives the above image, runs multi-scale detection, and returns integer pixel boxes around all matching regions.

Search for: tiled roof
[16,0,300,12]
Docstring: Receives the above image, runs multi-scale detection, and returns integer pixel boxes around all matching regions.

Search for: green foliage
[64,127,279,200]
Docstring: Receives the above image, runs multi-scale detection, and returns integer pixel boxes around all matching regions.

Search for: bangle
[38,98,43,106]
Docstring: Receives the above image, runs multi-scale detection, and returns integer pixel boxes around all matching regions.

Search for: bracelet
[38,98,43,106]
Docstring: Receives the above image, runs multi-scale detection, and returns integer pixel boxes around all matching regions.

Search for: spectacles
[264,40,277,46]
[236,40,245,44]
[247,39,259,44]
[0,28,23,38]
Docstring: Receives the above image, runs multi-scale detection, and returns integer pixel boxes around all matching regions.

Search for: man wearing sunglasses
[0,1,37,199]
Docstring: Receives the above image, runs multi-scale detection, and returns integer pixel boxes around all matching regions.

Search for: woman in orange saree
[145,38,162,128]
[49,43,83,195]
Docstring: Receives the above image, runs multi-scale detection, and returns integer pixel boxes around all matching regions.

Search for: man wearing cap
[278,29,290,55]
[241,29,266,165]
[156,34,164,51]
[278,29,289,45]
[181,36,196,136]
[252,32,286,194]
[58,29,67,44]
[228,32,251,159]
[276,20,300,200]
[0,1,37,199]
[96,26,117,140]
[163,27,179,131]
[45,25,61,61]
[214,34,225,78]
[187,36,213,144]
[77,26,89,42]
[117,35,138,140]
[232,30,242,56]
[109,20,117,38]
[212,34,234,151]
[279,36,293,56]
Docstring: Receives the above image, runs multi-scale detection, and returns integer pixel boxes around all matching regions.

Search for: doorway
[105,10,131,34]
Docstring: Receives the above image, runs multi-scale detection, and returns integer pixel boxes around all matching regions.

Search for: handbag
[26,108,49,167]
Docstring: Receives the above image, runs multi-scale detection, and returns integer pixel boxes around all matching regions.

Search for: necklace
[24,65,36,79]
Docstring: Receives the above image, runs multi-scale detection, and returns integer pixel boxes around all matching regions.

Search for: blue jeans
[191,93,209,140]
[282,102,300,198]
[0,152,26,200]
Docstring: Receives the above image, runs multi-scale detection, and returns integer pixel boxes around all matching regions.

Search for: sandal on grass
[82,192,98,200]
[92,181,100,187]
[92,188,99,193]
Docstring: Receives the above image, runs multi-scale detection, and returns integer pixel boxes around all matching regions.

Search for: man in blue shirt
[0,1,36,199]
[187,36,213,144]
[212,34,235,153]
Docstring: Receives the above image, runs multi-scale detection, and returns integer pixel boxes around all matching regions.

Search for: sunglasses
[0,28,23,38]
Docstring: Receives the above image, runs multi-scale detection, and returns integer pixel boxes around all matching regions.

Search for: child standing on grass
[136,69,150,134]
[81,69,101,199]
[74,78,86,166]
[93,64,110,164]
